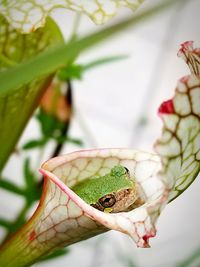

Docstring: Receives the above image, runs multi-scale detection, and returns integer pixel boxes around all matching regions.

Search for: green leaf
[0,17,63,173]
[53,135,83,146]
[8,202,31,235]
[36,108,66,138]
[23,158,42,203]
[0,179,26,196]
[83,54,129,71]
[0,0,182,95]
[23,158,35,189]
[22,138,48,150]
[58,64,83,80]
[58,54,128,80]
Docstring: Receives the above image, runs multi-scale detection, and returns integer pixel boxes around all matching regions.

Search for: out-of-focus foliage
[0,16,63,172]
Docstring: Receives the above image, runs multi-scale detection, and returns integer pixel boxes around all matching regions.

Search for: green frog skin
[72,165,138,213]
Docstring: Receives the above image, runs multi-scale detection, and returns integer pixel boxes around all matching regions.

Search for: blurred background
[1,0,200,266]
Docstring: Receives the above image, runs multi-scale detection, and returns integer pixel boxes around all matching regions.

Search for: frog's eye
[124,167,130,176]
[99,194,116,208]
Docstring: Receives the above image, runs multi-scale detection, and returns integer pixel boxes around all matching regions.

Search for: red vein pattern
[155,41,200,201]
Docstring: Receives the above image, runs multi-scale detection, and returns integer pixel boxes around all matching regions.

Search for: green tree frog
[72,165,138,213]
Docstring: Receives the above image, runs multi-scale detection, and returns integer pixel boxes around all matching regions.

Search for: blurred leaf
[0,16,63,173]
[0,53,15,66]
[138,116,148,126]
[83,54,129,71]
[176,245,200,267]
[36,108,66,138]
[58,54,128,80]
[0,0,182,95]
[0,218,12,231]
[58,64,83,80]
[23,158,42,202]
[8,202,31,235]
[40,248,70,262]
[23,158,36,189]
[117,252,138,267]
[126,258,138,267]
[0,179,26,196]
[54,135,83,146]
[22,138,48,150]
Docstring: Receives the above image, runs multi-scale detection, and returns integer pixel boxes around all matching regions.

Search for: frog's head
[89,165,139,213]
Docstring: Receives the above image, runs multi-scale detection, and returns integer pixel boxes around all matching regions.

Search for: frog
[71,165,138,213]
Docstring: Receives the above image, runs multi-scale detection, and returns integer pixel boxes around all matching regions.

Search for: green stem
[69,12,82,41]
[0,197,73,267]
[0,204,45,267]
